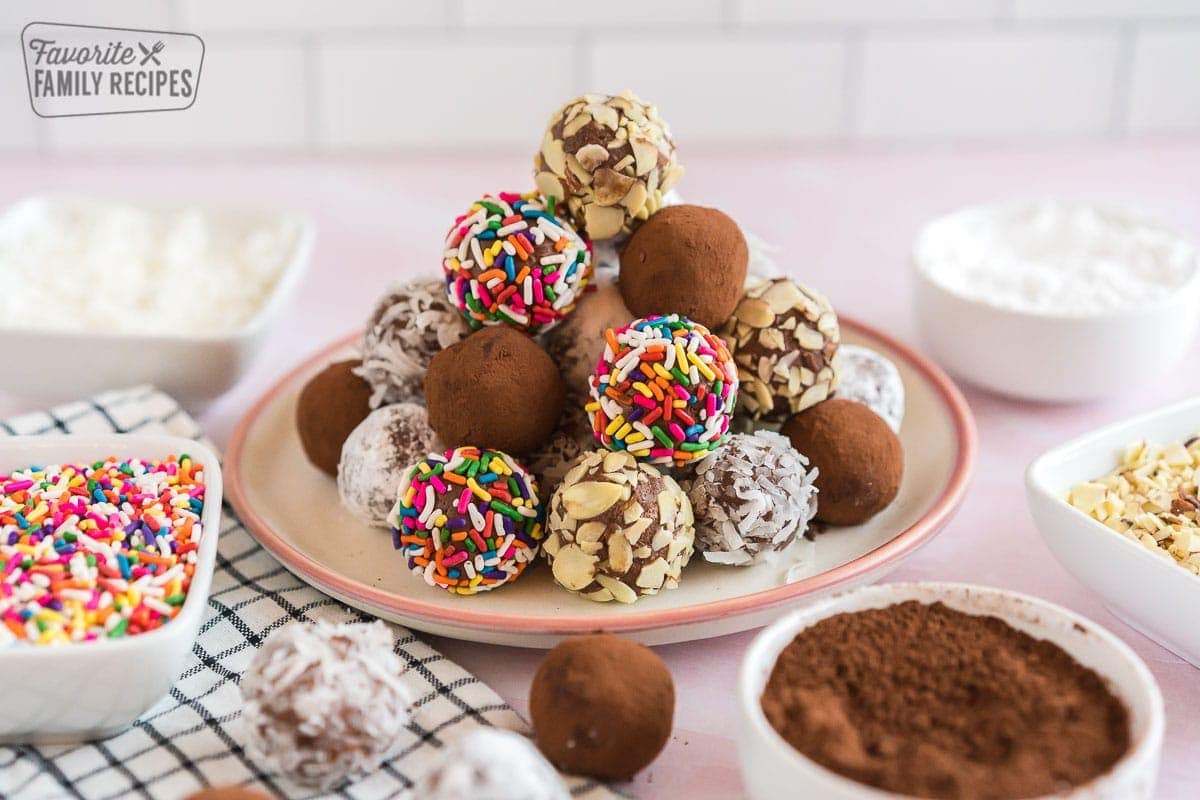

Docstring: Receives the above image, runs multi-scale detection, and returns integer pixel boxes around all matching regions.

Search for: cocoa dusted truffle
[530,633,674,780]
[543,450,694,603]
[619,205,748,330]
[724,278,840,421]
[543,282,634,396]
[424,326,565,456]
[534,91,683,241]
[357,278,471,407]
[296,360,373,477]
[183,790,273,800]
[781,398,903,526]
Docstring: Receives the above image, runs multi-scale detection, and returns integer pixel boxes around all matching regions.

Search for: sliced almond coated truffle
[424,327,565,456]
[619,205,748,330]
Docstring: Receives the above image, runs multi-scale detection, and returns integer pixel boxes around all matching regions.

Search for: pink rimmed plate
[226,318,975,648]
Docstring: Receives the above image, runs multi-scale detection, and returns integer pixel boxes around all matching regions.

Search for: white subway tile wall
[6,0,1199,152]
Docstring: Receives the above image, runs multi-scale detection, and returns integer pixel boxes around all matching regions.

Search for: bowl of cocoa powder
[739,582,1164,800]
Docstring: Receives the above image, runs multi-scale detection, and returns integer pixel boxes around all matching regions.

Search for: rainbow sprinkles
[0,456,206,646]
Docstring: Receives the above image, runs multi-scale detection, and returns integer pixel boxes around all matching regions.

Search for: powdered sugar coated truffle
[687,430,818,566]
[357,278,470,407]
[834,344,905,433]
[338,403,440,527]
[412,727,569,800]
[240,620,411,789]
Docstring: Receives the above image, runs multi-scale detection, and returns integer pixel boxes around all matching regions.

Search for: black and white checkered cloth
[0,387,620,800]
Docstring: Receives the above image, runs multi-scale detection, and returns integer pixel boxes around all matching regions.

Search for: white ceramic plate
[227,319,975,648]
[1027,396,1200,666]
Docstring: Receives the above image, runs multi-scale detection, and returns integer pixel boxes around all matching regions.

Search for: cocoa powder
[761,601,1130,799]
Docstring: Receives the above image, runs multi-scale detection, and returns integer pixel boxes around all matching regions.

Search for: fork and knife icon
[138,41,165,66]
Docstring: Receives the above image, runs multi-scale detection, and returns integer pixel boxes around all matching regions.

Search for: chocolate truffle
[724,278,840,421]
[534,91,683,241]
[443,192,592,335]
[781,398,903,526]
[687,430,818,566]
[619,205,748,330]
[543,282,634,396]
[240,620,411,789]
[413,727,570,800]
[588,314,738,468]
[835,344,905,433]
[530,633,674,780]
[389,447,544,595]
[526,407,595,498]
[338,403,441,527]
[184,790,273,800]
[425,326,565,456]
[296,360,373,477]
[543,450,694,603]
[358,278,471,407]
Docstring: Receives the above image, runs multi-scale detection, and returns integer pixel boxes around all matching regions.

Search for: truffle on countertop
[530,633,674,780]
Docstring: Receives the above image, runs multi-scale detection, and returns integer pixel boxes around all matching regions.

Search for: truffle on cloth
[424,326,566,456]
[530,633,674,780]
[587,314,738,469]
[619,204,748,330]
[338,403,441,527]
[239,620,412,789]
[534,90,683,241]
[781,398,903,526]
[723,278,840,421]
[686,430,818,566]
[442,192,592,335]
[357,278,470,407]
[834,343,905,433]
[388,447,544,596]
[543,450,693,604]
[183,790,274,800]
[412,727,570,800]
[543,281,634,397]
[296,359,373,477]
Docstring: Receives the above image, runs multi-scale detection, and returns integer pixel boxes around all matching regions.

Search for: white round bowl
[738,582,1164,800]
[911,205,1200,402]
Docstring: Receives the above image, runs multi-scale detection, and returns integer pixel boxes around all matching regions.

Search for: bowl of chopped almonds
[1026,395,1200,666]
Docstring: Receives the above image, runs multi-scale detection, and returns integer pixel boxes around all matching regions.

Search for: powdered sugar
[916,201,1199,315]
[412,727,570,800]
[835,345,904,433]
[338,403,441,527]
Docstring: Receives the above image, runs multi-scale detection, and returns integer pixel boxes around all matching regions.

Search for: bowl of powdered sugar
[913,200,1200,401]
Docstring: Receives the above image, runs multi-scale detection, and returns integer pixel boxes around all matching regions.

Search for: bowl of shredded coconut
[0,196,313,400]
[913,200,1200,401]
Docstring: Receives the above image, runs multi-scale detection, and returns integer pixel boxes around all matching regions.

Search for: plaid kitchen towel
[0,386,619,800]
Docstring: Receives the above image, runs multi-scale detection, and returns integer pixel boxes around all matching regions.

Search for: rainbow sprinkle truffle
[0,456,205,646]
[587,314,739,468]
[443,191,593,334]
[388,447,544,595]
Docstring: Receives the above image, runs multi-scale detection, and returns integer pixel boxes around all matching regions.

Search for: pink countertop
[1,142,1198,798]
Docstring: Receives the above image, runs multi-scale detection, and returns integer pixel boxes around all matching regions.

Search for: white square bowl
[0,196,314,403]
[0,434,222,744]
[1026,396,1200,665]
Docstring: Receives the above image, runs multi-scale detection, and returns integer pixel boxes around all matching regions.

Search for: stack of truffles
[296,89,908,604]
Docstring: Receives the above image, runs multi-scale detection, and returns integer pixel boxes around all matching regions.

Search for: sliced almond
[562,481,625,519]
[594,573,638,604]
[575,143,610,172]
[535,171,564,203]
[608,534,633,574]
[735,298,775,328]
[630,136,658,176]
[541,136,566,175]
[551,544,597,591]
[635,558,669,590]
[593,168,637,206]
[584,204,626,240]
[623,516,653,544]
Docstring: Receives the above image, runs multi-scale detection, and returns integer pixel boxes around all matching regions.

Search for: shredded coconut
[0,196,302,334]
[916,201,1199,315]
